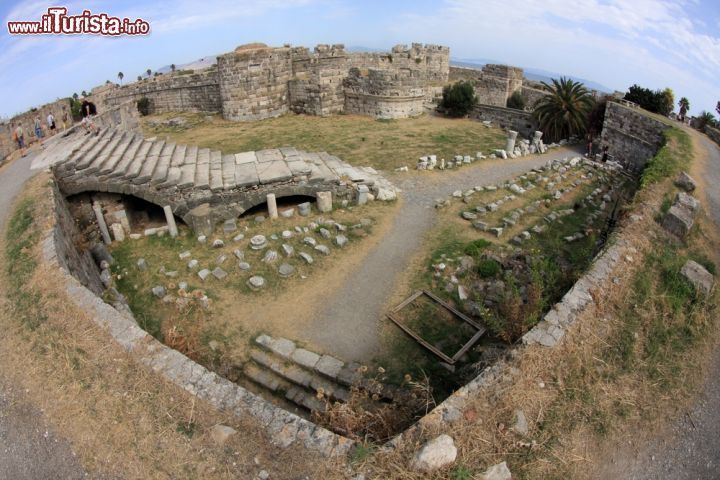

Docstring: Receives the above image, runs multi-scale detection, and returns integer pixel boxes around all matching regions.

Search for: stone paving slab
[257,161,293,184]
[235,151,257,165]
[256,149,284,163]
[234,162,259,187]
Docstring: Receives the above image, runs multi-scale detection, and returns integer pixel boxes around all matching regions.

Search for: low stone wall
[705,125,720,146]
[470,104,537,138]
[600,101,670,172]
[449,66,482,82]
[103,69,222,115]
[93,101,141,133]
[1,98,74,161]
[42,181,353,457]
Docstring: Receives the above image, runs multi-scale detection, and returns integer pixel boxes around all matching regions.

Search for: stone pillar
[110,223,125,242]
[111,210,131,233]
[357,185,369,205]
[92,202,111,245]
[187,203,214,236]
[505,130,518,154]
[266,193,278,219]
[316,191,332,213]
[163,205,178,237]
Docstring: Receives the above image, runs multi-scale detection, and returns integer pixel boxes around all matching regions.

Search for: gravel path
[595,131,720,480]
[310,145,584,362]
[0,148,90,479]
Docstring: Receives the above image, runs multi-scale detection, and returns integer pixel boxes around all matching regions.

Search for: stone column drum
[505,130,518,154]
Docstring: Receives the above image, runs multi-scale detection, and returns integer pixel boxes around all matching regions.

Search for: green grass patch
[641,128,692,186]
[476,258,500,278]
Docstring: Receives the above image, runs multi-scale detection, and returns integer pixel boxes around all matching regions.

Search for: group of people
[9,98,99,158]
[586,135,611,162]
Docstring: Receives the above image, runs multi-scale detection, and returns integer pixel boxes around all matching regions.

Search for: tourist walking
[80,98,99,135]
[47,111,56,135]
[34,116,44,144]
[12,123,26,157]
[601,145,609,162]
[61,107,68,130]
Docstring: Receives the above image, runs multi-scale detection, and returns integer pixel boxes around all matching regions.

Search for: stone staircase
[243,334,413,414]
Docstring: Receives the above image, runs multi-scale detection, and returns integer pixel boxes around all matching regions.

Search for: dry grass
[353,145,720,479]
[140,112,506,171]
[0,174,347,479]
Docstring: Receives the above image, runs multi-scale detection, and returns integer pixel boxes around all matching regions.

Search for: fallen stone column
[163,205,178,238]
[92,202,112,245]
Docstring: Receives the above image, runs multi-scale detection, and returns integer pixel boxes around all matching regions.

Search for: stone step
[249,348,350,403]
[209,150,223,192]
[159,143,186,189]
[122,138,154,180]
[98,132,135,176]
[178,145,198,190]
[84,129,127,174]
[74,128,118,171]
[243,362,326,413]
[194,147,210,190]
[150,141,176,185]
[110,135,143,178]
[63,129,109,171]
[221,154,236,189]
[132,139,165,184]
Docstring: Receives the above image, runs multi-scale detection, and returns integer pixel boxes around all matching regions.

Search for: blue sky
[1,0,719,119]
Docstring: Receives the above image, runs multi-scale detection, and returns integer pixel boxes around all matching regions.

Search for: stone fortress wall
[449,65,549,110]
[95,42,450,121]
[0,97,72,161]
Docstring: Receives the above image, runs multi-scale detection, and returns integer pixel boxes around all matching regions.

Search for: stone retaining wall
[43,180,353,457]
[102,69,222,115]
[600,101,670,172]
[470,104,538,138]
[705,125,720,146]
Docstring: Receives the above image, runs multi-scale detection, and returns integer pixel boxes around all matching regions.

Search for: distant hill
[451,58,614,93]
[155,55,219,75]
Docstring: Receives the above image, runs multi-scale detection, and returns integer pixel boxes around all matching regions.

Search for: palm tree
[117,71,124,84]
[81,90,87,97]
[137,75,142,82]
[532,77,595,142]
[171,63,176,73]
[72,92,78,100]
[146,68,152,77]
[678,97,690,119]
[716,101,719,118]
[696,111,716,130]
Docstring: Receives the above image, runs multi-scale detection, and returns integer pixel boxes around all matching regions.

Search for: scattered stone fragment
[299,252,314,264]
[335,235,348,247]
[223,219,237,233]
[250,235,268,250]
[212,239,225,248]
[238,262,251,271]
[298,202,312,216]
[675,171,697,192]
[680,260,714,295]
[462,211,477,220]
[316,191,333,213]
[164,271,178,278]
[197,235,207,243]
[212,267,227,280]
[233,249,244,260]
[480,461,512,480]
[281,230,294,239]
[319,228,331,239]
[151,285,166,298]
[280,208,295,218]
[188,259,199,269]
[179,250,191,260]
[410,434,457,472]
[263,250,279,263]
[129,233,142,240]
[255,215,266,223]
[137,258,147,271]
[233,233,245,242]
[314,244,330,256]
[511,409,529,435]
[210,425,237,446]
[198,269,211,281]
[282,244,294,257]
[216,254,227,265]
[178,281,188,291]
[278,263,295,277]
[303,236,317,247]
[247,276,265,290]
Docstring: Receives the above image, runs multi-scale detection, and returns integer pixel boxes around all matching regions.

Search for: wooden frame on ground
[387,289,486,365]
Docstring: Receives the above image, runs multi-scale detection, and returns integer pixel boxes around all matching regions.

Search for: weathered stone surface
[298,202,312,216]
[212,239,225,248]
[188,259,199,269]
[299,252,314,264]
[281,244,294,257]
[315,355,344,378]
[315,244,330,256]
[511,409,528,435]
[278,263,295,277]
[280,208,295,218]
[110,223,125,242]
[675,171,697,192]
[291,348,320,369]
[316,191,332,213]
[198,268,211,281]
[680,260,714,295]
[335,235,348,247]
[212,267,227,280]
[675,192,699,212]
[410,434,457,472]
[266,193,278,219]
[662,204,694,238]
[238,261,251,271]
[250,235,268,250]
[223,219,237,233]
[263,250,279,263]
[152,285,166,298]
[137,258,147,271]
[247,275,265,289]
[210,425,238,446]
[480,461,512,480]
[163,205,178,238]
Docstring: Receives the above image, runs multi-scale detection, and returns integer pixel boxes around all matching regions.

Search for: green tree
[678,97,690,118]
[532,77,595,142]
[506,90,526,110]
[81,90,87,97]
[696,111,716,130]
[117,71,124,84]
[662,87,674,116]
[72,92,78,100]
[137,75,142,82]
[171,63,176,72]
[439,81,478,117]
[146,68,152,77]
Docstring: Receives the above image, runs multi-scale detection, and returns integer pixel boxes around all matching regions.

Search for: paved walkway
[310,145,584,362]
[595,130,720,480]
[0,147,89,480]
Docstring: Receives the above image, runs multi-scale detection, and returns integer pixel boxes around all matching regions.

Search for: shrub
[464,239,491,257]
[136,97,151,116]
[440,81,478,117]
[506,91,526,110]
[477,258,501,278]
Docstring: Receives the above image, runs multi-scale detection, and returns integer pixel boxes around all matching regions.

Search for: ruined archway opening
[65,192,185,244]
[240,194,317,218]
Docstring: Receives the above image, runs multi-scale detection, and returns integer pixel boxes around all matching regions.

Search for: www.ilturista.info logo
[7,7,150,36]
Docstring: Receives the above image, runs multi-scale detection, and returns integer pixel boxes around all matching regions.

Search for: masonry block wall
[600,101,670,172]
[705,125,720,146]
[1,98,72,161]
[101,69,222,115]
